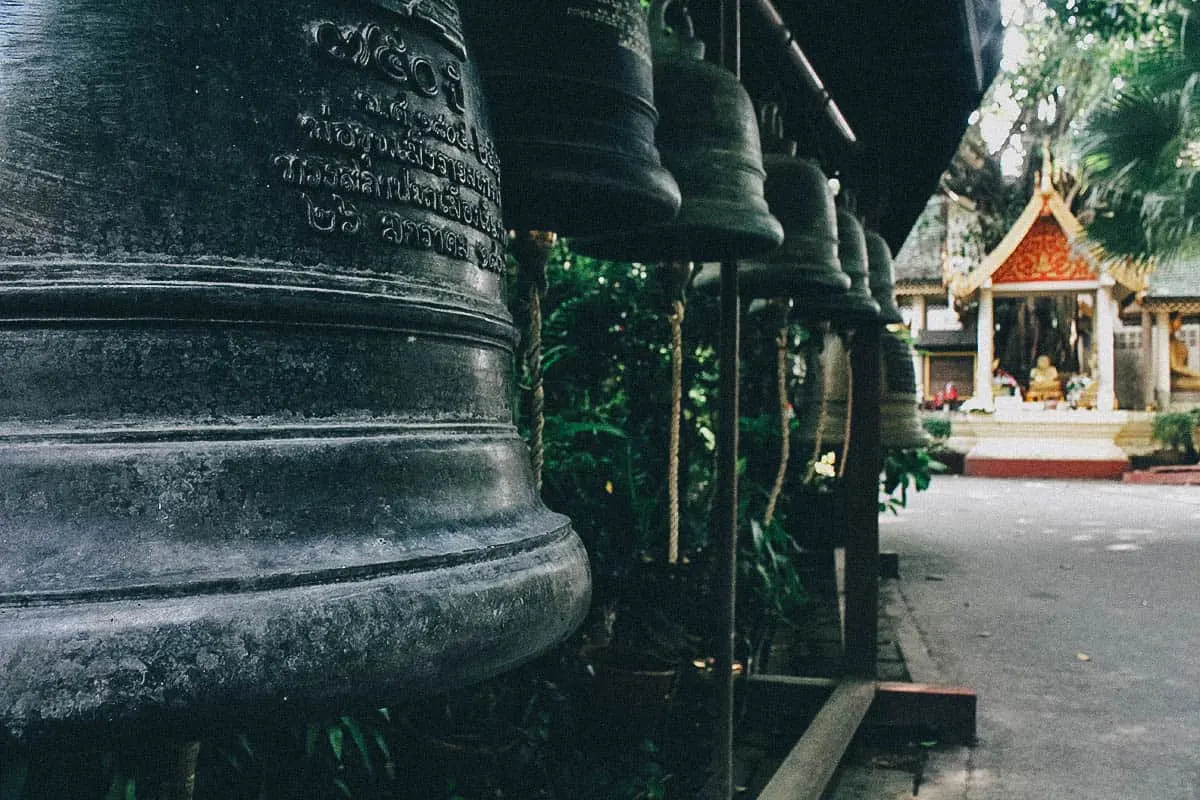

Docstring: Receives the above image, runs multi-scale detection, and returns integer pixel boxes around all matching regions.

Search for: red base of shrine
[964,456,1129,480]
[1123,466,1200,485]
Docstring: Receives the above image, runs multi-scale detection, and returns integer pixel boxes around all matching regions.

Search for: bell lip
[740,254,850,284]
[876,302,906,324]
[821,294,883,323]
[500,148,682,238]
[571,200,783,263]
[0,522,591,744]
[737,270,853,300]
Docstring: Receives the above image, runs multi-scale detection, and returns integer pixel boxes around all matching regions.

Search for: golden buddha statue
[1027,354,1063,402]
[1169,315,1200,391]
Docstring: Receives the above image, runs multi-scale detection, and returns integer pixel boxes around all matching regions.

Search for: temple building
[893,168,1200,413]
[1130,261,1200,409]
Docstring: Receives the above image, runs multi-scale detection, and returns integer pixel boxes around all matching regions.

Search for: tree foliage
[1077,1,1200,266]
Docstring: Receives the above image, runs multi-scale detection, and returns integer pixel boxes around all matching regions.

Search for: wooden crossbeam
[745,674,978,745]
[756,678,877,800]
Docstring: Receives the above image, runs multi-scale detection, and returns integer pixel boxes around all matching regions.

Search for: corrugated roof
[1145,260,1200,301]
[893,195,946,287]
[915,328,975,350]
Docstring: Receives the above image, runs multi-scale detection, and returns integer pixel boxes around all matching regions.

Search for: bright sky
[978,0,1038,176]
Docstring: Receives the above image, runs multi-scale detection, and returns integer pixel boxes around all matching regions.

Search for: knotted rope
[762,324,791,528]
[667,299,685,563]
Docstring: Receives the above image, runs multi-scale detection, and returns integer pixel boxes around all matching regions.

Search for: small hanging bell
[793,330,850,447]
[572,0,783,262]
[823,210,881,324]
[739,106,849,301]
[881,330,933,449]
[461,0,681,236]
[865,231,905,325]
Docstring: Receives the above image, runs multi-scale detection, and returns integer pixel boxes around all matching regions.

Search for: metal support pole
[708,4,741,798]
[706,259,741,800]
[843,323,882,677]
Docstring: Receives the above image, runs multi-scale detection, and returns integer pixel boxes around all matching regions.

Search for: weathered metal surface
[881,330,932,450]
[739,111,848,301]
[460,0,680,236]
[794,330,848,447]
[824,210,881,323]
[0,0,589,742]
[573,0,782,262]
[865,231,905,325]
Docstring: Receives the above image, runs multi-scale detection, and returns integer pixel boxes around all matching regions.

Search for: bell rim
[0,525,590,743]
[498,152,682,237]
[572,200,783,263]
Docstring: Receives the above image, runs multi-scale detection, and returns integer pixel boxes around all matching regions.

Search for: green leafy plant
[1151,408,1200,461]
[881,448,946,514]
[921,415,952,441]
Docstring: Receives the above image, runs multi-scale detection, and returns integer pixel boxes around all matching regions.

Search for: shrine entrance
[948,168,1142,411]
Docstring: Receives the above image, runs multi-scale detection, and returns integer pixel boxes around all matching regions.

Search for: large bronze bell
[823,210,882,323]
[865,231,905,325]
[740,108,848,301]
[881,331,933,449]
[460,0,681,236]
[0,1,589,741]
[573,0,783,262]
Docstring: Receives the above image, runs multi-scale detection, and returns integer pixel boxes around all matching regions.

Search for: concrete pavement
[878,476,1200,799]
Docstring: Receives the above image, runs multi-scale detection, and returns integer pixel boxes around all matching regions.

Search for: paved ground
[878,476,1200,799]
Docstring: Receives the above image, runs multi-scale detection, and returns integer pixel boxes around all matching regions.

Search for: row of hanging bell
[463,0,783,265]
[793,229,927,449]
[572,0,783,262]
[867,232,932,449]
[460,0,682,236]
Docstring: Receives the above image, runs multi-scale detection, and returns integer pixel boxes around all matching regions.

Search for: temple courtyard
[850,476,1200,799]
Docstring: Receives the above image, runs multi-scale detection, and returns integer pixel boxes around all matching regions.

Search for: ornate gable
[991,212,1097,284]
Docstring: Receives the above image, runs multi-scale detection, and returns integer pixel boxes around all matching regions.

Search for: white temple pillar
[1154,310,1173,409]
[974,286,994,406]
[909,295,927,401]
[1094,282,1117,410]
[1141,309,1154,409]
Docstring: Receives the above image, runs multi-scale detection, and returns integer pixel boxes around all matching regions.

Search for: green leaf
[327,723,345,763]
[340,715,373,772]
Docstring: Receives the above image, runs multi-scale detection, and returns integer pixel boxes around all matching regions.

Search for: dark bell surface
[460,0,681,236]
[0,0,589,742]
[571,22,782,262]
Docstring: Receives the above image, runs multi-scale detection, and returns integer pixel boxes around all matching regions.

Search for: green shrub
[921,415,952,441]
[1151,409,1200,460]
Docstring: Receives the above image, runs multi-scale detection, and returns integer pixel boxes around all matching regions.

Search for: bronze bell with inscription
[824,210,882,324]
[573,0,783,262]
[740,106,850,303]
[459,0,681,237]
[881,330,933,450]
[865,231,905,325]
[0,0,589,742]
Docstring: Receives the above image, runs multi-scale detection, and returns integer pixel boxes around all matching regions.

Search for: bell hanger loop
[650,0,705,59]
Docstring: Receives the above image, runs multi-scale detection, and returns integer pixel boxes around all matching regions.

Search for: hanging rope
[839,331,854,479]
[667,299,685,564]
[528,281,545,490]
[762,324,790,528]
[512,230,556,492]
[806,330,831,483]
